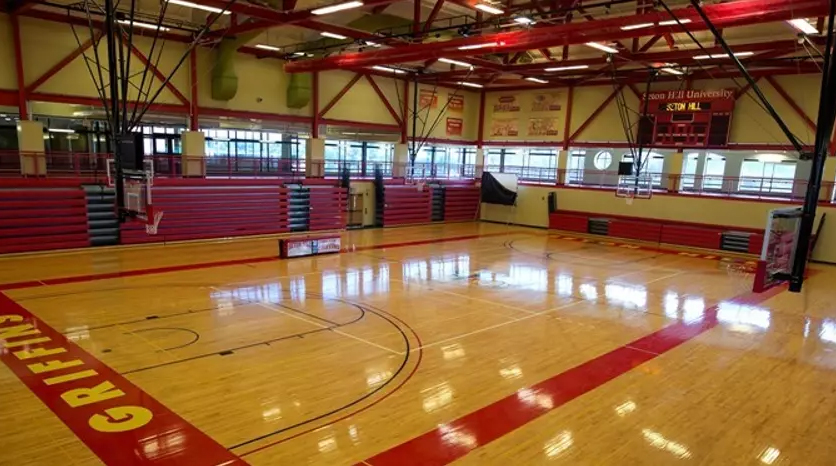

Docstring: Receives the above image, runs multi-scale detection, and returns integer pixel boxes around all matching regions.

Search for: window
[566,150,585,184]
[739,159,796,194]
[323,140,394,176]
[593,151,612,170]
[646,153,664,187]
[483,147,556,182]
[703,153,726,190]
[681,153,700,190]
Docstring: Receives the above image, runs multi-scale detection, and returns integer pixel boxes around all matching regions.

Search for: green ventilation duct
[211,31,260,101]
[287,72,312,109]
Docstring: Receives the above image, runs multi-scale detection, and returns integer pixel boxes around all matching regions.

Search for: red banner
[446,118,463,136]
[448,94,464,112]
[419,89,438,109]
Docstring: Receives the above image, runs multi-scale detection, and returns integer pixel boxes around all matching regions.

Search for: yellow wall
[0,15,17,90]
[480,185,836,263]
[320,71,399,125]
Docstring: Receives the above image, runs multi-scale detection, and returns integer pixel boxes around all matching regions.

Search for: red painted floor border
[0,292,247,466]
[0,231,523,291]
[362,284,787,466]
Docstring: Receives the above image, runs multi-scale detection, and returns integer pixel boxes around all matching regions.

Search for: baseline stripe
[0,293,246,466]
[0,231,524,291]
[363,284,786,466]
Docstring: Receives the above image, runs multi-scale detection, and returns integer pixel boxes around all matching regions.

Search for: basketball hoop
[144,207,164,235]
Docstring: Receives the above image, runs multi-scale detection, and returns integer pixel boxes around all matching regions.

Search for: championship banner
[528,117,559,136]
[490,118,519,137]
[419,89,438,109]
[448,94,465,112]
[493,94,520,113]
[531,93,562,112]
[446,117,463,136]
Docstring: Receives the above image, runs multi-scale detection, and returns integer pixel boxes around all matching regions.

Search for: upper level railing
[3,150,835,203]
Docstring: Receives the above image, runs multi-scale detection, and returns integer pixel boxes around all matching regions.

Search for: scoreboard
[638,89,736,148]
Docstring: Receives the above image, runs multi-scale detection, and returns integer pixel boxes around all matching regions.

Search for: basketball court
[2,222,835,465]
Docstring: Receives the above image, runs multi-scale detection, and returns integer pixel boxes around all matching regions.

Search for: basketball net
[726,262,755,293]
[145,207,164,235]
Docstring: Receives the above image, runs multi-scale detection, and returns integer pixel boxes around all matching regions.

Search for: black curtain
[480,172,517,206]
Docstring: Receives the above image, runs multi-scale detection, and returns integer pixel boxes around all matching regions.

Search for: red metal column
[190,49,199,131]
[562,85,573,150]
[11,14,28,120]
[401,79,409,144]
[477,90,486,148]
[312,71,320,138]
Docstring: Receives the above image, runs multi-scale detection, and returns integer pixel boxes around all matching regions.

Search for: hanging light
[474,3,504,14]
[117,20,170,31]
[255,44,281,52]
[165,0,231,15]
[525,77,548,83]
[787,18,818,35]
[585,42,619,54]
[320,32,348,40]
[438,58,473,69]
[457,81,484,88]
[311,1,363,15]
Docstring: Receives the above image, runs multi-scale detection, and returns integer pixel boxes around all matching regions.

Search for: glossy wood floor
[1,222,835,465]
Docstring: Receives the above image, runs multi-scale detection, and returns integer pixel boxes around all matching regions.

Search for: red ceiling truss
[0,0,828,151]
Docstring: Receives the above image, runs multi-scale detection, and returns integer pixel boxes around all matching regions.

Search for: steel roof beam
[284,0,828,72]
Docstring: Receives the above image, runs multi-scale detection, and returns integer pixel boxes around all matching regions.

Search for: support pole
[11,14,27,120]
[312,71,320,139]
[190,49,199,130]
[686,0,804,153]
[789,0,836,291]
[410,75,418,165]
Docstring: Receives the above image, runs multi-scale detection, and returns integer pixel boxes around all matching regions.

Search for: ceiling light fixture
[787,18,818,35]
[48,128,75,133]
[165,0,231,15]
[544,64,589,72]
[293,52,311,57]
[438,57,473,68]
[117,20,170,31]
[658,18,691,26]
[457,81,484,88]
[311,0,363,15]
[255,44,281,52]
[514,16,534,24]
[585,42,619,54]
[320,32,348,40]
[525,77,548,83]
[371,65,406,74]
[660,67,683,75]
[474,3,504,14]
[458,41,502,50]
[365,40,382,47]
[694,51,754,59]
[620,22,653,30]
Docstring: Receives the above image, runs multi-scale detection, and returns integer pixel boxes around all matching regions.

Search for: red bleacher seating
[308,187,347,231]
[443,186,480,222]
[0,183,89,254]
[121,181,290,244]
[381,186,432,226]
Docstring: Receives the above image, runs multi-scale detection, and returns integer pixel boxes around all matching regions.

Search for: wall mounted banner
[419,89,438,109]
[490,118,519,137]
[493,94,520,113]
[448,94,465,112]
[446,118,463,136]
[528,117,559,136]
[531,93,562,112]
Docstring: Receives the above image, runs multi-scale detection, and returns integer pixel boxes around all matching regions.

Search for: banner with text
[493,94,520,113]
[531,93,562,112]
[419,89,438,109]
[528,118,559,136]
[448,94,465,112]
[490,118,519,137]
[446,118,463,136]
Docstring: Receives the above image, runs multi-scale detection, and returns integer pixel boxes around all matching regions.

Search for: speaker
[618,161,634,176]
[548,192,557,213]
[117,133,144,171]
